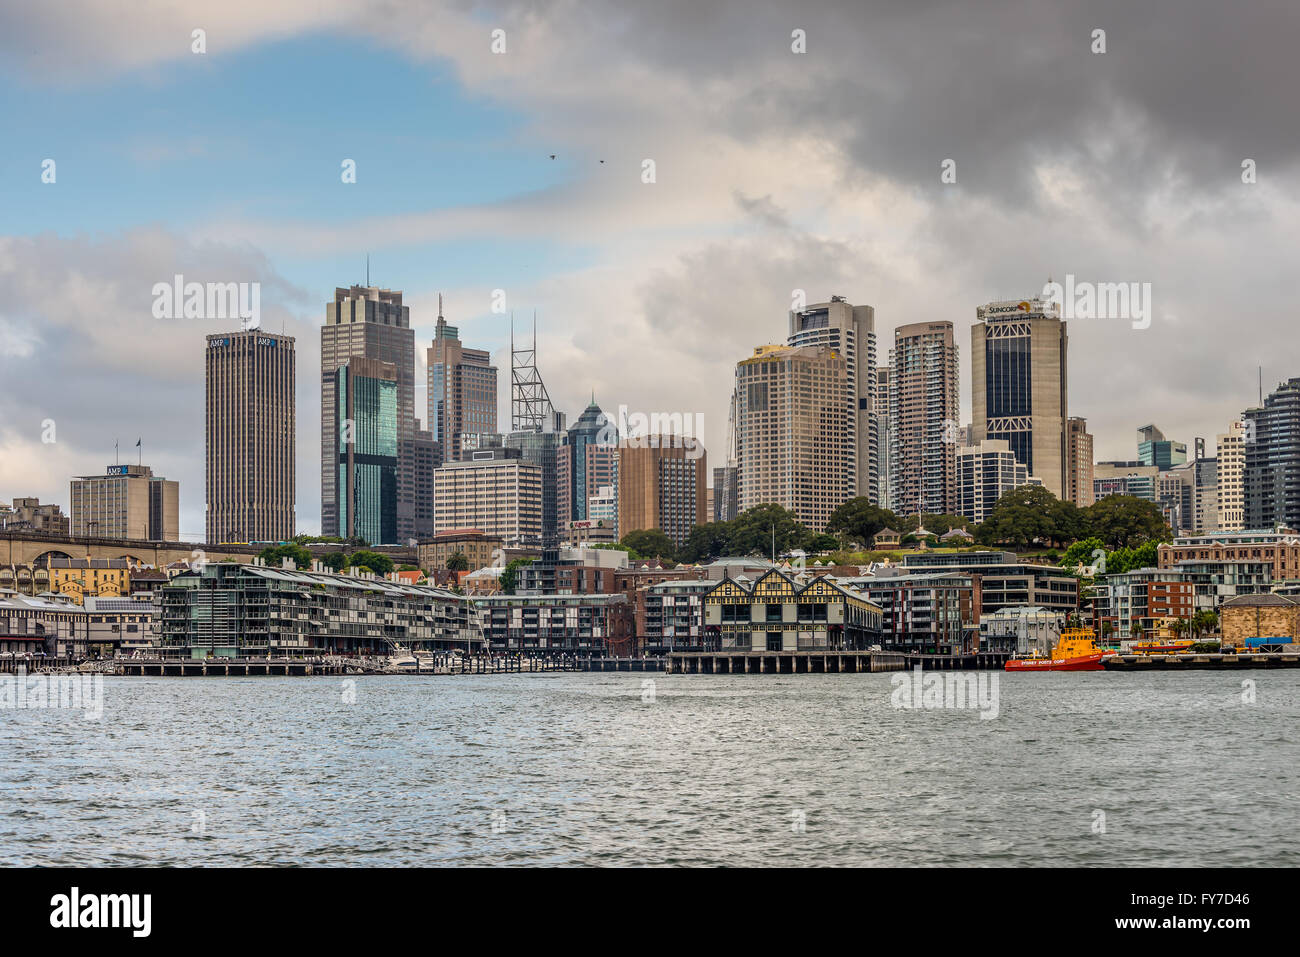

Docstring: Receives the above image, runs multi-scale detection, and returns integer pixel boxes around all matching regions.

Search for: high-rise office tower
[1244,378,1300,530]
[322,286,415,538]
[564,400,616,522]
[971,296,1069,499]
[618,436,707,548]
[734,343,852,530]
[205,331,295,543]
[1215,419,1249,532]
[505,412,567,546]
[787,297,877,501]
[1137,424,1188,470]
[330,357,399,544]
[399,429,441,543]
[1066,416,1095,507]
[72,464,179,541]
[427,299,497,464]
[433,448,542,545]
[875,365,892,509]
[890,322,959,517]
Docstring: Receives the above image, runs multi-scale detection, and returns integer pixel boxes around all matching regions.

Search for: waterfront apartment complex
[889,322,959,516]
[155,561,483,657]
[970,297,1069,500]
[322,286,416,539]
[617,436,707,547]
[786,297,878,500]
[433,449,543,545]
[734,343,852,530]
[205,331,296,543]
[71,464,179,541]
[427,304,497,463]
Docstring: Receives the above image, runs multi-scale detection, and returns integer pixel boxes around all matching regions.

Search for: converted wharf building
[475,593,634,655]
[155,562,483,658]
[703,569,883,652]
[0,591,87,657]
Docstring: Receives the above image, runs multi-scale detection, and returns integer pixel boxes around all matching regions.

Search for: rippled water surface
[2,671,1297,866]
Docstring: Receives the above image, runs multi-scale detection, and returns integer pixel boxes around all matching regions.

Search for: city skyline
[3,3,1299,540]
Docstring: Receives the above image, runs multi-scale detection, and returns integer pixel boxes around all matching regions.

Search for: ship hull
[1005,652,1111,672]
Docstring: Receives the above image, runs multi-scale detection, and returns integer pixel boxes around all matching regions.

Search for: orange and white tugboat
[1005,629,1115,672]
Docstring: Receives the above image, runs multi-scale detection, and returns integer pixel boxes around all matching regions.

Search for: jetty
[1103,652,1300,670]
[665,649,906,675]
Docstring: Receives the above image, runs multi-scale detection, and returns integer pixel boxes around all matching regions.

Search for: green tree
[347,550,394,576]
[620,529,678,562]
[726,503,813,557]
[499,558,530,595]
[805,532,840,553]
[677,522,731,563]
[445,551,470,572]
[257,543,313,570]
[977,486,1061,549]
[1084,495,1171,548]
[321,551,349,572]
[825,498,900,546]
[1060,537,1106,570]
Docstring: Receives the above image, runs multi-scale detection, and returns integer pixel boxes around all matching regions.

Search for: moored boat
[1005,629,1115,672]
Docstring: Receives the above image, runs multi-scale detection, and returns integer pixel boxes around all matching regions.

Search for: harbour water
[2,672,1297,866]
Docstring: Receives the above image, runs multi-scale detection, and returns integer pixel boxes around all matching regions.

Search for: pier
[664,650,906,674]
[1104,652,1300,670]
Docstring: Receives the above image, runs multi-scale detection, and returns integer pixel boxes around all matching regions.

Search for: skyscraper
[205,331,296,543]
[875,365,892,509]
[433,448,542,545]
[1215,420,1249,532]
[505,412,567,546]
[1066,416,1095,507]
[787,297,877,501]
[1244,378,1300,530]
[322,286,415,538]
[971,296,1069,499]
[427,300,497,464]
[1137,424,1188,470]
[564,400,616,523]
[618,436,707,547]
[734,343,852,529]
[72,464,179,541]
[890,322,959,517]
[331,357,398,544]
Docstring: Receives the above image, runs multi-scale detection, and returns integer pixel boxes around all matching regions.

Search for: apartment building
[734,343,851,529]
[890,322,959,516]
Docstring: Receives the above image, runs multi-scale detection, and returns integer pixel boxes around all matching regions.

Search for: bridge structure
[0,531,418,570]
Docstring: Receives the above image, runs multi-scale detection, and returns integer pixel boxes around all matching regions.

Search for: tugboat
[1005,629,1115,672]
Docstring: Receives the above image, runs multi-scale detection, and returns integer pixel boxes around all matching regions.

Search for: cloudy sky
[2,0,1298,538]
